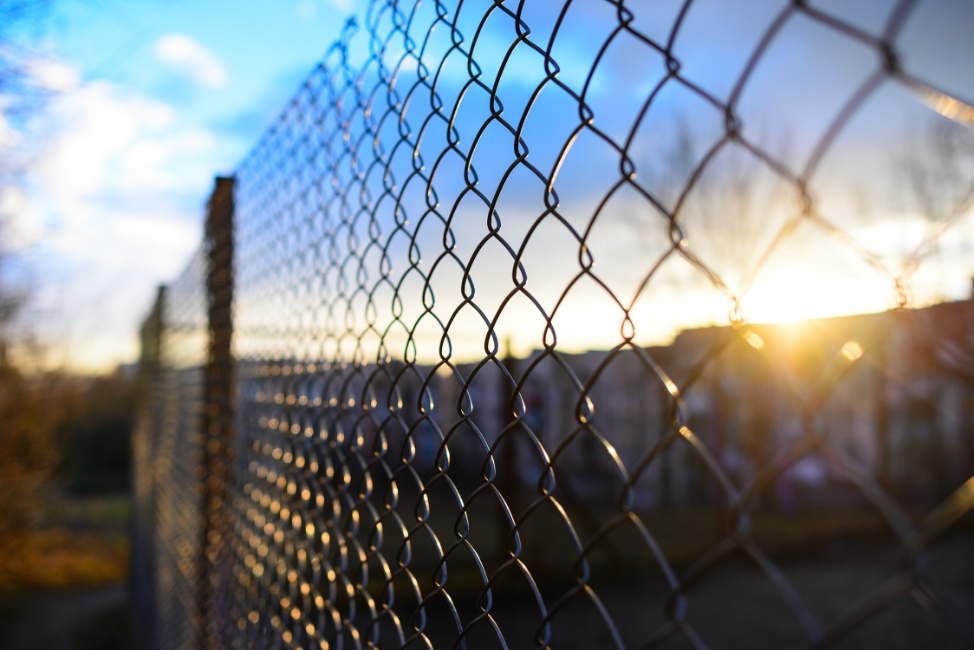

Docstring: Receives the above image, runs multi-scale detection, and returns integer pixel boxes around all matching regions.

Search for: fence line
[134,1,974,648]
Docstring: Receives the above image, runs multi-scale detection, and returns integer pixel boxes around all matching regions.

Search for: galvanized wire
[135,249,208,650]
[137,1,974,649]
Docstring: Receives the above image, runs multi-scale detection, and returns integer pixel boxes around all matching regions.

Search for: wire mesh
[132,287,166,650]
[135,250,208,650]
[137,1,974,649]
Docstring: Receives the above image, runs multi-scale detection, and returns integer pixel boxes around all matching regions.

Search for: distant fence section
[134,1,974,649]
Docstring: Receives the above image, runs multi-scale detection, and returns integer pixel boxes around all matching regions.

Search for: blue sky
[3,0,365,369]
[3,0,973,371]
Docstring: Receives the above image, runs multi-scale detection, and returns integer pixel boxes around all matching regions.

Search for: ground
[0,493,132,650]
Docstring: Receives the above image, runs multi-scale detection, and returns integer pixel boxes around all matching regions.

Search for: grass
[0,493,132,592]
[43,493,132,526]
[0,529,129,592]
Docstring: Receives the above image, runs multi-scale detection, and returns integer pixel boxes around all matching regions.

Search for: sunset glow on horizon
[2,0,972,374]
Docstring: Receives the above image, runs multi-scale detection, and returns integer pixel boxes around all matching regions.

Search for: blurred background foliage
[0,356,134,591]
[56,369,135,495]
[0,0,134,594]
[0,357,68,538]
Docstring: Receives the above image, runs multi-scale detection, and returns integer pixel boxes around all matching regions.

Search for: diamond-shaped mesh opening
[133,2,974,649]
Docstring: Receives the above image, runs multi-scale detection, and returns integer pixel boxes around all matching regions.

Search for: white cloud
[0,186,45,249]
[154,34,228,88]
[28,59,80,92]
[34,81,176,202]
[0,111,19,149]
[31,79,213,245]
[298,0,355,19]
[8,75,223,372]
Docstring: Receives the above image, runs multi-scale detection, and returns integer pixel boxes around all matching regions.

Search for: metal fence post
[133,285,166,650]
[199,176,235,650]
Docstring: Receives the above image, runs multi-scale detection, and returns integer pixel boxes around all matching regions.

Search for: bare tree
[0,1,54,184]
[0,0,61,541]
[895,114,974,383]
[899,116,974,298]
[639,117,792,295]
[902,117,974,224]
[0,0,55,346]
[882,115,974,494]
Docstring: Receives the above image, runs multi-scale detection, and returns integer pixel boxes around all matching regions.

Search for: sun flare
[741,263,892,325]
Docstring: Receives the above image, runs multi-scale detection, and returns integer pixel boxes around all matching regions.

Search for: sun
[740,263,891,325]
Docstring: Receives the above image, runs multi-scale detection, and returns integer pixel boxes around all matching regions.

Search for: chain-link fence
[134,1,974,648]
[134,250,207,650]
